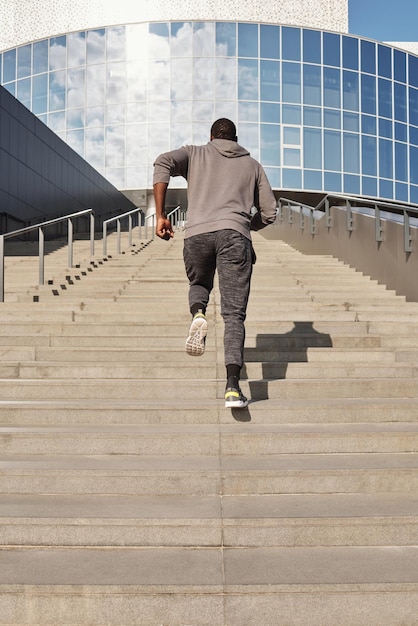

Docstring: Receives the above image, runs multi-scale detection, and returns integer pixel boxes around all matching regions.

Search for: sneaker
[224,377,248,409]
[185,312,207,356]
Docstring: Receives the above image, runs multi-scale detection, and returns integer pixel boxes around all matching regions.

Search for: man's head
[210,118,237,142]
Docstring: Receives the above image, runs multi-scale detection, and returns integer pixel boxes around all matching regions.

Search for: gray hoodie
[153,138,277,239]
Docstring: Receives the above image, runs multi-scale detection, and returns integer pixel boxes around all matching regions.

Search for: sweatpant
[183,229,254,369]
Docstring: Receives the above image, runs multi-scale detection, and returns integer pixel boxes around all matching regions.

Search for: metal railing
[0,208,94,303]
[278,193,418,253]
[102,208,143,256]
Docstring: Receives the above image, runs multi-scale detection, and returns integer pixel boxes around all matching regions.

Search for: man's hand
[156,217,174,240]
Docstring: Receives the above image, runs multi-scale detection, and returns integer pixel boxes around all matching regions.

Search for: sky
[349,0,418,41]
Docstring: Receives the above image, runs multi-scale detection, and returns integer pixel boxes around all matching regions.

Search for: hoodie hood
[210,138,250,158]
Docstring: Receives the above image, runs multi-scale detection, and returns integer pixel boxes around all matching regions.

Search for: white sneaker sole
[225,398,249,409]
[185,315,207,356]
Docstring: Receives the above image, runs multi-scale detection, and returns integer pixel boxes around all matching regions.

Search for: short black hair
[210,118,237,141]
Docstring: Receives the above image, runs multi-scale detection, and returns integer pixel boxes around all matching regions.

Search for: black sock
[226,364,241,380]
[191,304,206,316]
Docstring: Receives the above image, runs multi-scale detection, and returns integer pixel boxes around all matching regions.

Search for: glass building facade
[1,21,418,203]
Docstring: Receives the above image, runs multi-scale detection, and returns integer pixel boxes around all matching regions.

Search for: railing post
[325,197,332,228]
[128,214,133,247]
[375,205,383,242]
[68,218,73,268]
[117,218,121,254]
[346,199,353,232]
[103,222,108,256]
[90,212,95,257]
[310,209,316,235]
[404,210,412,252]
[0,235,4,302]
[39,227,45,285]
[300,207,305,231]
[288,203,293,224]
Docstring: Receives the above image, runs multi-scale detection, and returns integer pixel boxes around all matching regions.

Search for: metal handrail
[278,193,418,252]
[102,208,143,256]
[0,208,94,303]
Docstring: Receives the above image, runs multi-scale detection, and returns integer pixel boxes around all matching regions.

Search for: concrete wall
[264,204,418,302]
[0,0,348,51]
[0,85,135,233]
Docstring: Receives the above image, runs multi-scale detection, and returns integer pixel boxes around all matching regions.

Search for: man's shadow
[233,322,333,421]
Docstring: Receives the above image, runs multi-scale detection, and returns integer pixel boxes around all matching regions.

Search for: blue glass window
[17,45,31,79]
[238,23,258,57]
[379,118,392,138]
[260,60,280,101]
[193,23,215,57]
[238,101,258,122]
[343,112,359,132]
[32,73,48,114]
[395,182,408,201]
[361,40,375,74]
[49,36,66,70]
[324,67,340,108]
[379,138,393,179]
[343,37,358,71]
[344,133,360,173]
[238,59,258,99]
[304,106,321,126]
[378,45,391,79]
[282,27,301,61]
[343,71,359,111]
[282,105,301,124]
[261,102,280,123]
[361,74,376,115]
[283,148,300,166]
[323,32,340,67]
[378,79,392,118]
[49,70,66,111]
[362,115,376,135]
[412,148,418,184]
[265,167,281,188]
[409,87,418,126]
[408,55,418,89]
[324,172,341,191]
[394,82,407,121]
[260,24,279,59]
[261,123,280,165]
[395,122,407,142]
[283,168,301,188]
[394,49,406,83]
[324,130,341,170]
[379,179,393,199]
[304,170,322,190]
[362,177,377,197]
[303,29,321,64]
[17,78,31,108]
[395,142,407,181]
[3,49,16,82]
[216,22,236,57]
[409,126,418,146]
[282,62,301,103]
[362,135,377,176]
[87,29,106,63]
[303,64,321,105]
[304,128,322,168]
[324,109,341,129]
[344,174,360,194]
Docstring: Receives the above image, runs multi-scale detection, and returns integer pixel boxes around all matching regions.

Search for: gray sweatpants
[183,229,254,368]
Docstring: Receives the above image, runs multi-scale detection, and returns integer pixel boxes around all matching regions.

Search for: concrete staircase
[0,229,418,625]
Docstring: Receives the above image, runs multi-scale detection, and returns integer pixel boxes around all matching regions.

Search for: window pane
[379,138,393,178]
[283,148,300,166]
[107,26,126,61]
[193,22,215,56]
[148,59,170,100]
[394,49,406,82]
[361,40,375,74]
[343,37,358,70]
[324,130,341,170]
[394,82,406,121]
[260,24,280,59]
[324,109,340,129]
[238,23,258,57]
[172,58,193,99]
[17,45,31,79]
[67,32,86,67]
[323,32,340,67]
[282,62,301,103]
[106,61,127,103]
[216,22,236,56]
[303,64,321,105]
[172,22,193,56]
[395,122,407,142]
[87,64,105,105]
[260,60,280,101]
[282,105,300,124]
[343,112,359,132]
[17,78,31,108]
[238,101,258,121]
[304,170,322,190]
[3,49,16,82]
[215,57,236,99]
[324,67,340,108]
[303,29,321,64]
[49,36,66,70]
[324,171,341,191]
[378,78,392,118]
[362,114,376,135]
[344,174,360,194]
[283,127,300,145]
[344,133,359,173]
[361,73,376,115]
[238,59,258,99]
[68,67,85,108]
[32,73,48,114]
[395,142,407,181]
[378,45,391,78]
[282,27,300,61]
[283,168,301,188]
[409,55,418,89]
[362,135,377,176]
[304,128,322,168]
[409,87,418,126]
[261,102,280,123]
[304,106,321,126]
[261,123,280,165]
[379,118,392,138]
[362,176,377,197]
[343,70,359,111]
[87,29,106,64]
[49,70,66,110]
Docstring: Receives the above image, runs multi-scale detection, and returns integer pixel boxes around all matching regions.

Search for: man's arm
[153,181,174,240]
[250,166,277,231]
